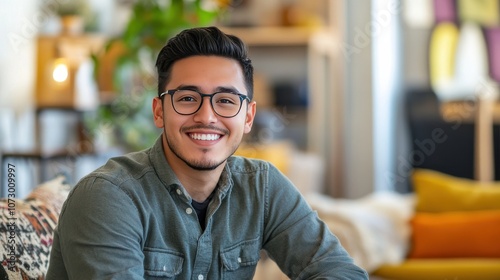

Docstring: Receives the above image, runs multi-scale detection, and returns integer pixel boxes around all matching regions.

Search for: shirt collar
[216,163,232,199]
[149,135,182,190]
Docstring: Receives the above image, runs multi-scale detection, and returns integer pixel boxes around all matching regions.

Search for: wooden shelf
[440,101,500,123]
[1,149,93,159]
[219,26,320,46]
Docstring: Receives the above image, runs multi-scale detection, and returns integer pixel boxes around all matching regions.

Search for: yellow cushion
[234,141,293,174]
[412,169,500,212]
[408,210,500,258]
[373,259,500,280]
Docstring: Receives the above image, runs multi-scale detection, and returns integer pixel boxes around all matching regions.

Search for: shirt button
[176,189,182,195]
[186,208,193,214]
[237,257,242,263]
[163,265,167,271]
[198,274,204,280]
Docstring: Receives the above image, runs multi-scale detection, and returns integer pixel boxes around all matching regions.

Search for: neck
[161,135,224,202]
[177,167,223,202]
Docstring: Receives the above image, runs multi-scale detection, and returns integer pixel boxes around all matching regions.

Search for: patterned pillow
[0,176,70,279]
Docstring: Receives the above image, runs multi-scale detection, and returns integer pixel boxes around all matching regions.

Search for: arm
[262,164,368,279]
[48,176,145,280]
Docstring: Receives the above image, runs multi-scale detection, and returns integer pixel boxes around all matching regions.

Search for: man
[47,26,368,279]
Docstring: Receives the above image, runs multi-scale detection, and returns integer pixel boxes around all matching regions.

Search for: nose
[193,96,218,123]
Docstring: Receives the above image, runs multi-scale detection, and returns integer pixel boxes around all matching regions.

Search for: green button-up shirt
[47,137,368,279]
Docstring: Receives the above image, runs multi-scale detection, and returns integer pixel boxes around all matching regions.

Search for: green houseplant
[88,0,227,152]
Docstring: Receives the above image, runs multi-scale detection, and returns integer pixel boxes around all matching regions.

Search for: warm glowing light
[52,61,69,82]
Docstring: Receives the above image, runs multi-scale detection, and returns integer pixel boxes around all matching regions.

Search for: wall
[339,0,376,198]
[372,0,406,193]
[332,0,407,197]
[0,0,37,111]
[0,0,38,152]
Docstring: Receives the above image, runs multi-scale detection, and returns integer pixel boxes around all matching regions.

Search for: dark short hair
[155,26,254,100]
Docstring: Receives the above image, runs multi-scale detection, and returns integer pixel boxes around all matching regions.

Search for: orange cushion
[409,210,500,258]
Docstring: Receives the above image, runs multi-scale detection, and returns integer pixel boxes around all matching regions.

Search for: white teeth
[190,133,220,141]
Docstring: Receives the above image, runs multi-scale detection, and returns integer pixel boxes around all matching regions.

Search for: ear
[244,101,256,134]
[152,97,164,128]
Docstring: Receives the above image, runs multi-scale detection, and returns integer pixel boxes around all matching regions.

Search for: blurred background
[1,0,499,200]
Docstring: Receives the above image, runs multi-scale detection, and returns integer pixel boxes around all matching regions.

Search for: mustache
[181,125,229,135]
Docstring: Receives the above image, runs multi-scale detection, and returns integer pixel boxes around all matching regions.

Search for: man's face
[153,55,256,171]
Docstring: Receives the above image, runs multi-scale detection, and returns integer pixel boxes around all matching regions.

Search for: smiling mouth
[189,133,221,141]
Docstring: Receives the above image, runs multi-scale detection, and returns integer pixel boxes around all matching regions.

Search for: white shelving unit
[219,1,344,194]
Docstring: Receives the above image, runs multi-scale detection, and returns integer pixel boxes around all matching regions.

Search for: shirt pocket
[220,237,261,279]
[144,247,184,279]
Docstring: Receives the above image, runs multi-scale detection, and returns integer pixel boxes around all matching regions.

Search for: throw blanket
[306,192,415,273]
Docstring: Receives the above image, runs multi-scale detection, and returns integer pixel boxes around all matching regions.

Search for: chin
[186,159,226,171]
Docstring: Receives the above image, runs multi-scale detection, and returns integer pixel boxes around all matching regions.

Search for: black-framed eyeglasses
[159,89,251,118]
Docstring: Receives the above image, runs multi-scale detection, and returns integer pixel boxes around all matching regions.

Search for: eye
[175,90,199,102]
[214,92,239,105]
[218,98,236,104]
[179,96,196,102]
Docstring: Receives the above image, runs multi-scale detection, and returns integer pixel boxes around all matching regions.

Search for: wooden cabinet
[35,34,105,108]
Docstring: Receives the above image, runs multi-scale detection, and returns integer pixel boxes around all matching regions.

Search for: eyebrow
[176,84,243,95]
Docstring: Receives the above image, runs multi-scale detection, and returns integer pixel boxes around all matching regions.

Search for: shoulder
[227,155,279,174]
[87,148,154,186]
[63,149,157,211]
